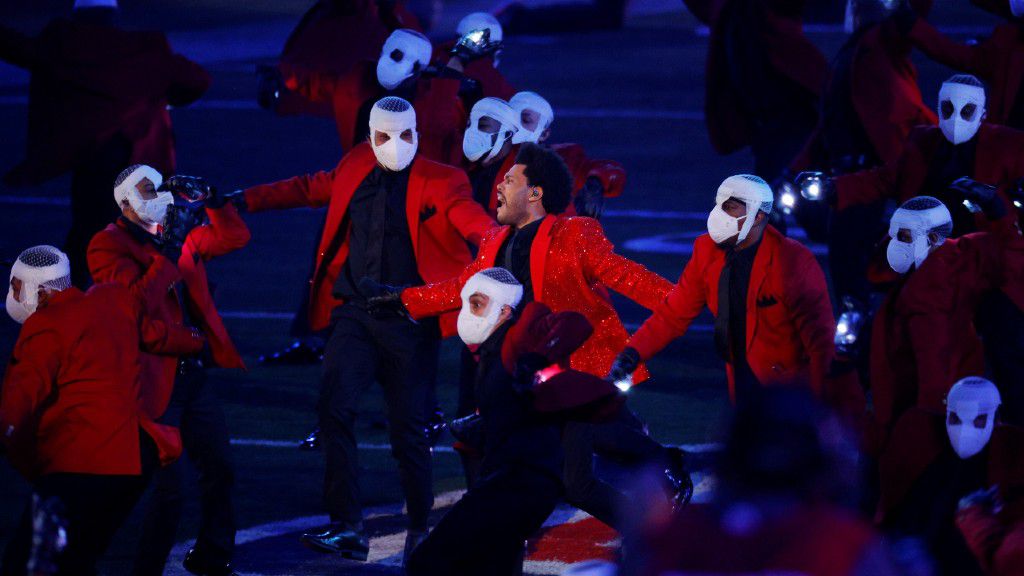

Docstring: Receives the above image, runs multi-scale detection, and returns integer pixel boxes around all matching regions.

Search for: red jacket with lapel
[909,19,1024,127]
[870,218,1024,522]
[87,205,250,420]
[244,143,495,337]
[0,19,210,186]
[282,60,467,165]
[835,123,1024,211]
[1,284,185,479]
[628,226,837,404]
[402,215,673,380]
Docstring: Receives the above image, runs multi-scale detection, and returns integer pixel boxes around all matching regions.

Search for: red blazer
[88,206,250,420]
[870,219,1024,522]
[834,123,1024,211]
[275,0,422,117]
[475,144,627,216]
[282,60,466,165]
[402,215,673,381]
[628,226,836,403]
[1,285,183,479]
[682,0,828,155]
[243,143,495,337]
[909,19,1024,127]
[0,19,209,186]
[792,20,936,172]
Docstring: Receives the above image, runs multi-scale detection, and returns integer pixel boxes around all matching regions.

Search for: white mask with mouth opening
[457,267,523,346]
[938,76,986,145]
[6,245,72,324]
[946,376,1001,459]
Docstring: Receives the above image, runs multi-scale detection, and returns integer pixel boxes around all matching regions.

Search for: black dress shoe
[300,526,369,561]
[425,410,447,447]
[664,447,694,511]
[299,426,320,451]
[182,547,238,576]
[259,340,324,365]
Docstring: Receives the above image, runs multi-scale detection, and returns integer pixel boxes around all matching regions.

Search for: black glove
[158,203,204,262]
[256,64,285,112]
[574,177,605,219]
[892,0,919,36]
[161,175,215,203]
[513,352,550,393]
[958,485,1002,513]
[834,297,867,360]
[606,347,640,383]
[450,27,501,63]
[210,189,248,211]
[448,413,484,451]
[358,277,409,318]
[950,177,1007,219]
[794,171,835,204]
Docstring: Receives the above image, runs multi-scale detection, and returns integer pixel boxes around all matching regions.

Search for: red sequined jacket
[402,214,673,381]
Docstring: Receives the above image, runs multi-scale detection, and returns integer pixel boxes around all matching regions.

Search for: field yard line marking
[229,438,723,453]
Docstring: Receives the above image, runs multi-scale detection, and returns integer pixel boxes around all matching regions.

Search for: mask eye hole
[400,129,414,143]
[962,103,977,121]
[940,100,954,119]
[973,413,988,429]
[896,229,913,243]
[390,49,404,62]
[948,411,962,426]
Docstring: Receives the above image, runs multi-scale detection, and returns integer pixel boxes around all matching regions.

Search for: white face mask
[463,124,508,163]
[371,130,418,172]
[376,30,432,91]
[938,81,986,145]
[457,299,504,346]
[1013,0,1024,18]
[947,400,996,459]
[844,0,856,34]
[129,188,174,227]
[6,289,33,324]
[886,234,931,274]
[707,205,744,245]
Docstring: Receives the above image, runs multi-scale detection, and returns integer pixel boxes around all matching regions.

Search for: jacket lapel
[406,158,427,262]
[530,215,557,301]
[746,226,778,352]
[315,146,376,280]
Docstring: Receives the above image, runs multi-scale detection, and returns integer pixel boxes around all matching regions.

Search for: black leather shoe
[182,547,238,576]
[425,410,447,447]
[299,426,320,451]
[300,526,369,561]
[402,529,427,567]
[259,340,324,365]
[665,447,694,511]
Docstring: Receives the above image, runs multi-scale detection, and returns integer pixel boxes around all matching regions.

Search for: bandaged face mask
[115,165,170,227]
[6,289,32,324]
[886,199,952,273]
[369,97,418,171]
[376,29,432,91]
[946,377,1001,459]
[6,246,71,324]
[456,268,523,346]
[464,98,519,163]
[457,298,504,346]
[886,234,931,274]
[938,81,986,145]
[707,205,745,245]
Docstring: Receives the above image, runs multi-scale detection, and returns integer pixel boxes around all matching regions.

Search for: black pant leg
[66,135,132,289]
[373,315,439,530]
[561,421,626,529]
[407,469,560,576]
[179,369,236,564]
[456,346,482,488]
[319,305,378,527]
[134,378,192,576]
[590,406,666,465]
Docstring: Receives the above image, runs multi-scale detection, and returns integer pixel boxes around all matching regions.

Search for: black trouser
[2,432,157,576]
[456,346,483,488]
[976,291,1024,426]
[562,405,666,529]
[320,303,439,530]
[406,467,561,576]
[133,361,236,575]
[66,135,132,289]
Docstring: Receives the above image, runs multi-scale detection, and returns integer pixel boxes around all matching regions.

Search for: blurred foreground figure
[626,388,899,576]
[0,0,210,288]
[408,271,621,575]
[682,0,827,183]
[88,165,250,576]
[0,246,181,576]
